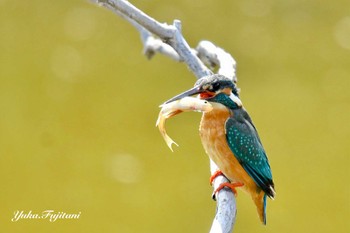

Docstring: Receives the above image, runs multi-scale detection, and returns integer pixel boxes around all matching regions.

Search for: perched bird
[164,74,275,224]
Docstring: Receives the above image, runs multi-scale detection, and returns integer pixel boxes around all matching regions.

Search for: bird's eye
[204,82,221,92]
[211,82,220,91]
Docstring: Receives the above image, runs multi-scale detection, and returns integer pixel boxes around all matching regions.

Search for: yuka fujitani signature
[11,210,81,222]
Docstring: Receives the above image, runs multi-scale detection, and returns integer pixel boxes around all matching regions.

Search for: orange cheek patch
[200,92,215,99]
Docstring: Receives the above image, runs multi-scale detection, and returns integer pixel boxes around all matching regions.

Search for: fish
[156,96,213,151]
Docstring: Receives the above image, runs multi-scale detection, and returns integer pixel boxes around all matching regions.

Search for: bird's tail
[253,192,267,225]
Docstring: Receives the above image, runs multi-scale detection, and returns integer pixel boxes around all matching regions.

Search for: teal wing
[225,112,275,198]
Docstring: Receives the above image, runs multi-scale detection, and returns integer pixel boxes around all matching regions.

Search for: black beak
[164,85,202,104]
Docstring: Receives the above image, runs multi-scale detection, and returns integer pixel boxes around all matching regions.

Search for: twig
[93,1,237,232]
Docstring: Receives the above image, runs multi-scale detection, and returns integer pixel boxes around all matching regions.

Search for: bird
[163,74,275,224]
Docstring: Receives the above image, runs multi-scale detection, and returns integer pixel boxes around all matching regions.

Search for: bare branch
[96,0,175,38]
[94,1,237,81]
[142,35,181,61]
[94,0,181,61]
[167,20,213,78]
[196,41,237,83]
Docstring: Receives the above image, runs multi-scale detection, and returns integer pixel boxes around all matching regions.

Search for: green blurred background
[0,0,349,232]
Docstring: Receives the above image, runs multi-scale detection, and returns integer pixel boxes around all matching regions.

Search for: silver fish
[156,97,213,151]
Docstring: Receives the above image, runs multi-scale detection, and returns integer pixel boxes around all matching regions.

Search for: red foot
[209,170,224,185]
[213,182,244,199]
[215,182,244,196]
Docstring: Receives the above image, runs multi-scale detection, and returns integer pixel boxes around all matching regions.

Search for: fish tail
[165,135,179,152]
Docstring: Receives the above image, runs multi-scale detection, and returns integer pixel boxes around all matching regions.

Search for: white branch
[96,0,175,38]
[94,1,237,81]
[196,41,237,83]
[97,0,181,61]
[93,1,237,232]
[142,35,182,61]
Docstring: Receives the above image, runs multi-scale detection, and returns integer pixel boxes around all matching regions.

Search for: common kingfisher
[164,74,275,224]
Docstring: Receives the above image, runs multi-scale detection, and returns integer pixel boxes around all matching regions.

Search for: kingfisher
[164,74,275,224]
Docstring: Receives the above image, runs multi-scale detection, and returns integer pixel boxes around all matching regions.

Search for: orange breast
[199,105,258,195]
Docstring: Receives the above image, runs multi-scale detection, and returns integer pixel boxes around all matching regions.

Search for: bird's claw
[209,170,225,185]
[212,182,244,201]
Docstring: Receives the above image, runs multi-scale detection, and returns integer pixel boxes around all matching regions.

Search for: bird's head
[164,74,242,110]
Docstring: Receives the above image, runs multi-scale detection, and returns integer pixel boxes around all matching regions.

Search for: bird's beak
[164,85,202,104]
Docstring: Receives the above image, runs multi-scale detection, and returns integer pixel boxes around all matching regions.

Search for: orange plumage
[199,103,266,223]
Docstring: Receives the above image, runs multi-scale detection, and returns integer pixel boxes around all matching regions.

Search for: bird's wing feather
[225,116,275,198]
